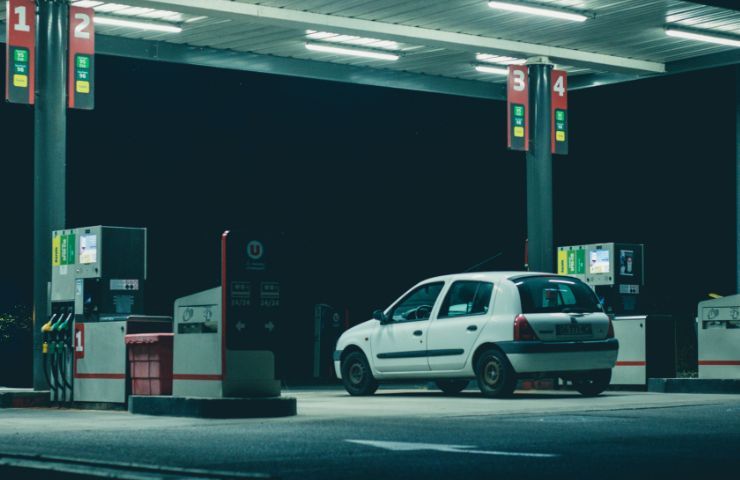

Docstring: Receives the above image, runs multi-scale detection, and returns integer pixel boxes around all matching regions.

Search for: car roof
[419,271,558,285]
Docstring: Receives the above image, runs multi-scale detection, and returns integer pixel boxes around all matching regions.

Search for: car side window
[438,281,494,319]
[389,282,444,322]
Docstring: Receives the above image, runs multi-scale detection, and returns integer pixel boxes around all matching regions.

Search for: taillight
[607,317,615,339]
[514,314,538,341]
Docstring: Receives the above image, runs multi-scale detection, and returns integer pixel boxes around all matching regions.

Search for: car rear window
[514,276,601,314]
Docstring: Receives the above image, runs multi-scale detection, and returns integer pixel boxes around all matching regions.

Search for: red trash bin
[125,333,174,396]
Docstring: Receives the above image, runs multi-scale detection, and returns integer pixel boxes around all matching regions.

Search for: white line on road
[346,440,559,458]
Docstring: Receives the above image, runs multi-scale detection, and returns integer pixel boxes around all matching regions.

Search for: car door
[426,280,495,371]
[371,282,445,373]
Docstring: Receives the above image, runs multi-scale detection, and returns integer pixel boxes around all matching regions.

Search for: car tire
[341,351,378,396]
[435,379,469,395]
[475,348,516,398]
[573,369,612,397]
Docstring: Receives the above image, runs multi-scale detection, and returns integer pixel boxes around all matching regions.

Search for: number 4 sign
[551,70,568,155]
[68,6,95,110]
[5,0,36,104]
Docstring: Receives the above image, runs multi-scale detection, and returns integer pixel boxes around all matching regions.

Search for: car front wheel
[340,351,378,396]
[475,349,516,398]
[573,369,612,397]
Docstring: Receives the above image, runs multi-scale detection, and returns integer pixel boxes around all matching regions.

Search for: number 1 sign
[5,0,36,104]
[68,6,95,110]
[507,65,529,151]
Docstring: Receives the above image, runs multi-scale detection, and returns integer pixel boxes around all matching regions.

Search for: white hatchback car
[334,272,618,398]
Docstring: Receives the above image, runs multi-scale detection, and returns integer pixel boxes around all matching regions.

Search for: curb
[129,395,298,418]
[0,390,50,409]
[647,378,740,394]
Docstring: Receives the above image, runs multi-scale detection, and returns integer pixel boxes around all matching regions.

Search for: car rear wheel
[475,349,516,398]
[341,351,378,396]
[435,379,469,395]
[573,369,612,397]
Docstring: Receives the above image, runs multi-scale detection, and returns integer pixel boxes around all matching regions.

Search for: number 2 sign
[68,6,95,109]
[5,0,36,104]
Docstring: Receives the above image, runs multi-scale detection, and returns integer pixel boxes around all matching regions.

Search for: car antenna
[464,252,503,272]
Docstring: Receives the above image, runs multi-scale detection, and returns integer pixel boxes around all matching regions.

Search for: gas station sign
[551,70,568,155]
[68,6,95,110]
[5,0,36,104]
[222,231,284,351]
[507,65,529,151]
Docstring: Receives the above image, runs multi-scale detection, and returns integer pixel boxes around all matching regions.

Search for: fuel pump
[43,226,169,406]
[557,242,675,386]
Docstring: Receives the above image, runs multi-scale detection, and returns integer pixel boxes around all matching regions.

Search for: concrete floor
[1,387,739,479]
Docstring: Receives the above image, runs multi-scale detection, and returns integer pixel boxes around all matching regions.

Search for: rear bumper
[499,338,619,374]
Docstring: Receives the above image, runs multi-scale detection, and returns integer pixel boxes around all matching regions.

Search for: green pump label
[53,234,76,266]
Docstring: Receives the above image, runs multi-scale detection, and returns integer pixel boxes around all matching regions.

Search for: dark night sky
[0,52,737,370]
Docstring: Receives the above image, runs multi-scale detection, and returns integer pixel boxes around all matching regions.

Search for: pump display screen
[589,249,610,274]
[79,234,97,264]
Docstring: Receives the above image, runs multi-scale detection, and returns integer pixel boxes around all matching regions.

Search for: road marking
[346,440,559,458]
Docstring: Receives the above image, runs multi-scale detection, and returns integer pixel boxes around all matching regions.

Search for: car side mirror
[373,309,390,324]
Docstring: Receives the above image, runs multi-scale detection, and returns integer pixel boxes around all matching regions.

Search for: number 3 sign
[507,65,529,151]
[68,6,95,109]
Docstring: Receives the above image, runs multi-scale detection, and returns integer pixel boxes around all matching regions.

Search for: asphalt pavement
[1,387,739,479]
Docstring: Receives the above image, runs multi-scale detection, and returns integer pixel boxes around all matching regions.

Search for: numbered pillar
[33,0,68,390]
[525,59,554,273]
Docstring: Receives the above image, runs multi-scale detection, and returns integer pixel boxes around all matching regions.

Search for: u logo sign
[247,240,264,260]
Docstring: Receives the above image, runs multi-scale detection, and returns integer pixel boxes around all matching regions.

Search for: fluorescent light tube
[305,43,399,61]
[475,65,510,75]
[665,28,740,48]
[488,1,588,22]
[476,53,526,65]
[95,16,182,33]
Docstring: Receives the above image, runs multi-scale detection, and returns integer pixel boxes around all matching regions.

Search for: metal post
[736,65,739,293]
[33,0,67,390]
[526,59,554,273]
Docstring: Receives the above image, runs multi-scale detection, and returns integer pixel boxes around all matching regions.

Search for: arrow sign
[235,321,246,332]
[265,321,275,333]
[346,440,558,458]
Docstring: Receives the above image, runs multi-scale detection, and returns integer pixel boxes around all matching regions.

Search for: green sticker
[77,70,89,80]
[14,49,28,63]
[76,55,90,69]
[67,234,76,265]
[60,236,69,265]
[514,105,524,117]
[556,110,565,122]
[576,249,586,274]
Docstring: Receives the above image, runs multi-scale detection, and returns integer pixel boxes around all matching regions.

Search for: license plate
[556,324,592,336]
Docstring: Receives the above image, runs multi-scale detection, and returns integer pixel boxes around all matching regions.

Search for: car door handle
[467,325,478,332]
[413,330,423,336]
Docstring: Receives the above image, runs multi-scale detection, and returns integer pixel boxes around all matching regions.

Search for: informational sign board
[5,0,36,104]
[52,233,76,267]
[557,245,586,276]
[558,242,644,287]
[68,6,95,110]
[551,69,568,155]
[507,65,529,151]
[222,231,284,351]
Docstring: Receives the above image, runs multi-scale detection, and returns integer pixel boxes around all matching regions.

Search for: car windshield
[515,276,601,314]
